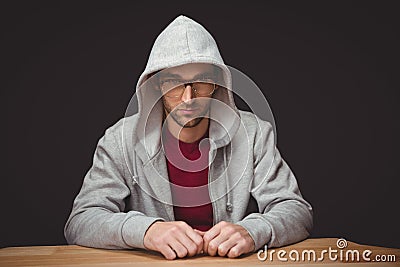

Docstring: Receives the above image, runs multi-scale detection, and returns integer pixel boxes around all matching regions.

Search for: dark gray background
[1,1,399,248]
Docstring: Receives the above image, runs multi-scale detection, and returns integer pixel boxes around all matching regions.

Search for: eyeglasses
[159,78,217,98]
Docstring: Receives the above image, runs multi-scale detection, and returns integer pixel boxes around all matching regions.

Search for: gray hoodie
[64,15,313,251]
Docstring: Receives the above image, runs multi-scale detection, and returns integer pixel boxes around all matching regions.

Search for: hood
[130,15,240,161]
[137,15,230,88]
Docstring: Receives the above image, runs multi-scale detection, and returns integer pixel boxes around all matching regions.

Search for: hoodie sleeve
[236,119,313,251]
[64,126,165,249]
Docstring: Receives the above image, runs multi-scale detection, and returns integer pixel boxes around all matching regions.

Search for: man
[64,15,313,260]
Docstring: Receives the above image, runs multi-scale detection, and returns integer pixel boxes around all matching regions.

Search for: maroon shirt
[163,127,213,231]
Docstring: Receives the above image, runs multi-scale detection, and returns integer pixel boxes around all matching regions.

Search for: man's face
[158,63,216,128]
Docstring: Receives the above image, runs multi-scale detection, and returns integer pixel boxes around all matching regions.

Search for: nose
[181,83,195,103]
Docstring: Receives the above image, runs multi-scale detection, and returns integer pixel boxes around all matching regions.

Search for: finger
[186,229,204,255]
[174,229,199,257]
[168,239,188,258]
[217,236,238,257]
[207,232,230,256]
[159,244,177,260]
[193,229,206,254]
[227,242,246,258]
[203,225,222,254]
[194,229,205,236]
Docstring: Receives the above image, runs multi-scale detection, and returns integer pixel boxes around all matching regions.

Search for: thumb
[194,229,206,236]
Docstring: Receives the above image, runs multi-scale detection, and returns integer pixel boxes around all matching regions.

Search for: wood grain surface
[1,238,399,266]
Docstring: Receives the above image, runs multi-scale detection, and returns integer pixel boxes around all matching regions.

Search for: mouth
[178,108,200,115]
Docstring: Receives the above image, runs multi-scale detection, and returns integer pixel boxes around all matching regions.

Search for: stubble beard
[162,97,211,128]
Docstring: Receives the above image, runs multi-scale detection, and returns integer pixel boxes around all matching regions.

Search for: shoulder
[237,111,276,162]
[96,114,140,151]
[238,110,274,133]
[104,114,139,136]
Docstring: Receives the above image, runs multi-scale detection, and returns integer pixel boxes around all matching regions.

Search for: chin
[179,117,205,128]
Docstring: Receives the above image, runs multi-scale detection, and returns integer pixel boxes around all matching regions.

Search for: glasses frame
[160,80,217,99]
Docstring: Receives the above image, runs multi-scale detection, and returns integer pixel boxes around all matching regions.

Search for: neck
[166,117,209,143]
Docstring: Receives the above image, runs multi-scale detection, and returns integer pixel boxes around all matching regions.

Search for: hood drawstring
[224,145,233,213]
[131,154,138,184]
[121,123,139,186]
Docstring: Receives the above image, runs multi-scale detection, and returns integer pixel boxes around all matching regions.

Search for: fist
[201,221,255,258]
[143,221,204,260]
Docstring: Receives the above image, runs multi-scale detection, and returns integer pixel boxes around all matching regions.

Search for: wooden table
[0,238,399,266]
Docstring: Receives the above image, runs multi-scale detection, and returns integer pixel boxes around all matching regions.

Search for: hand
[143,221,204,260]
[201,221,255,258]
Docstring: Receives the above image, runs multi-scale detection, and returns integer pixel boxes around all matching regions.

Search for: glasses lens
[160,80,215,98]
[163,85,184,97]
[194,82,214,96]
